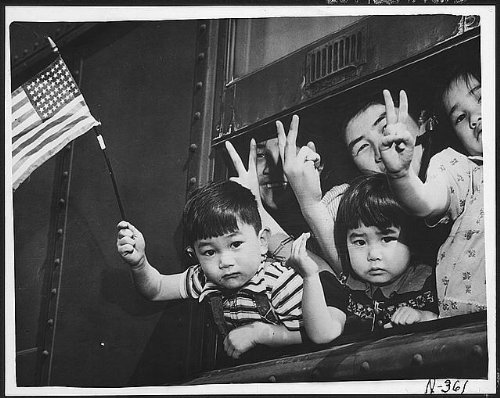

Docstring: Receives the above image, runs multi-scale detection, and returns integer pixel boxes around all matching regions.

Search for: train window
[206,14,488,382]
[227,16,364,83]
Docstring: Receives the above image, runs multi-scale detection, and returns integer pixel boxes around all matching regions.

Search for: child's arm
[223,322,302,359]
[117,221,183,301]
[288,233,346,344]
[390,306,438,326]
[276,115,342,274]
[379,90,449,219]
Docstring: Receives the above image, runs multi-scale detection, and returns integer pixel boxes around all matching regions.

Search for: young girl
[288,173,438,337]
[379,67,485,318]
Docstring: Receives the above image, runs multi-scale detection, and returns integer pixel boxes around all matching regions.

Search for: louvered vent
[306,28,365,86]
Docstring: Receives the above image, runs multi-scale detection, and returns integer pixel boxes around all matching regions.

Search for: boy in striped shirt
[117,180,347,359]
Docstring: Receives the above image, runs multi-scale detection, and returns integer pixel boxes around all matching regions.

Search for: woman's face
[345,104,421,174]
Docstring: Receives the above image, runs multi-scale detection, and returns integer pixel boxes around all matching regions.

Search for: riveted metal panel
[12,20,200,387]
[185,314,487,384]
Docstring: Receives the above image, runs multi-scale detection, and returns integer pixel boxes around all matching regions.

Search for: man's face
[256,138,294,210]
[443,75,482,156]
[345,104,420,174]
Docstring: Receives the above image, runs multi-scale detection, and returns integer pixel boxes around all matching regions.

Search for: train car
[6,6,494,394]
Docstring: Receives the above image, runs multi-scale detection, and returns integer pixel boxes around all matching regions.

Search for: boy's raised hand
[225,139,262,206]
[116,221,146,267]
[287,233,319,278]
[379,90,416,179]
[276,115,322,207]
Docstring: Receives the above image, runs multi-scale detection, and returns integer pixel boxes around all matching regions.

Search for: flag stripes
[11,55,98,189]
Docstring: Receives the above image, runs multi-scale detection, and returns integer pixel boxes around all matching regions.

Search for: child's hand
[116,221,146,267]
[223,322,262,359]
[276,115,322,207]
[225,139,262,206]
[379,90,416,179]
[287,233,319,278]
[390,306,435,326]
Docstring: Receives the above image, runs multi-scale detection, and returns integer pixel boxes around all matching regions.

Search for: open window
[193,14,487,382]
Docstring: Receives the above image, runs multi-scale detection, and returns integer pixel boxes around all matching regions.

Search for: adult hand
[379,90,416,179]
[276,115,322,207]
[225,139,262,206]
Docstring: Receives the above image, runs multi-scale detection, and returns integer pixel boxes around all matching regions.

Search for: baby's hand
[223,323,262,359]
[287,233,319,278]
[276,115,322,207]
[379,90,416,179]
[390,306,426,326]
[116,221,146,267]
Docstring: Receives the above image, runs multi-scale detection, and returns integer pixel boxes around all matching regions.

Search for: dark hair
[438,63,481,112]
[183,180,262,247]
[340,100,381,145]
[334,173,413,277]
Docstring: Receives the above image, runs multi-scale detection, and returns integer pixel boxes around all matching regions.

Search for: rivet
[205,323,210,328]
[197,52,205,61]
[189,144,198,153]
[23,49,29,55]
[58,198,66,206]
[57,228,63,236]
[42,350,49,357]
[360,361,370,373]
[33,41,39,48]
[56,28,61,33]
[199,24,207,33]
[189,177,197,185]
[51,288,57,295]
[14,55,19,61]
[268,375,276,382]
[73,70,79,75]
[54,258,61,266]
[66,144,72,151]
[195,81,203,90]
[194,112,201,120]
[412,353,424,366]
[62,171,69,178]
[47,319,54,326]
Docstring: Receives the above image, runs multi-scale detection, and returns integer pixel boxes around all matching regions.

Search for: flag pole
[46,37,127,221]
[93,125,127,220]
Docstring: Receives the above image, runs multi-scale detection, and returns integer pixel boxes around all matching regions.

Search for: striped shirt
[179,260,304,331]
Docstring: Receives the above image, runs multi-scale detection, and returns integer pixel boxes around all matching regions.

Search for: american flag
[11,55,99,190]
